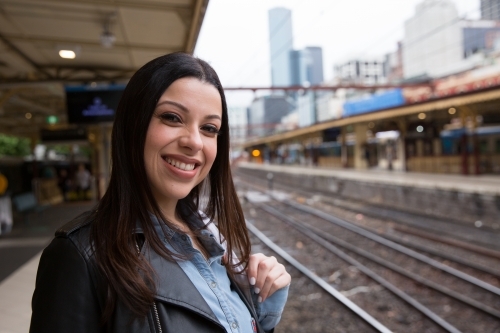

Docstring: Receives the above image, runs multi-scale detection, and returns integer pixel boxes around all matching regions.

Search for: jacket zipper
[152,302,162,333]
[135,242,163,333]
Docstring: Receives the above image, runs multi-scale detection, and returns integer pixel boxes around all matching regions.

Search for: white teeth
[166,158,195,171]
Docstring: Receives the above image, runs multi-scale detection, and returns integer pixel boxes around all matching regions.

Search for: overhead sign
[65,85,125,124]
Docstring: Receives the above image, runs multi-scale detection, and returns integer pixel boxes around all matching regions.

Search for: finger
[266,267,291,296]
[254,256,278,294]
[260,273,291,303]
[246,253,266,286]
[259,265,290,301]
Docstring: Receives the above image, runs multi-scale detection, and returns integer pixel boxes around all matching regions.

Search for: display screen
[65,85,125,124]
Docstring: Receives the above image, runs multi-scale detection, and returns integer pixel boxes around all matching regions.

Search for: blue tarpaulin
[342,89,405,117]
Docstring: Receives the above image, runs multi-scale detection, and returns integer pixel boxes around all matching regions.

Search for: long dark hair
[89,52,250,320]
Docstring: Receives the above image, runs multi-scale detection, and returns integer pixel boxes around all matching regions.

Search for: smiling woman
[29,52,290,333]
[144,78,222,212]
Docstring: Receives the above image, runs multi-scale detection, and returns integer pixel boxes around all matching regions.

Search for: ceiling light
[57,45,80,59]
[418,112,426,120]
[59,50,76,59]
[100,15,116,48]
[100,31,116,48]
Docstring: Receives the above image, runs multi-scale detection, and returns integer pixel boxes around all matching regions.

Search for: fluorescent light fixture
[59,50,76,59]
[375,130,399,139]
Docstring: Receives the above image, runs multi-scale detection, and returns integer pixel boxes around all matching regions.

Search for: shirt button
[210,281,217,288]
[181,235,188,241]
[231,322,238,329]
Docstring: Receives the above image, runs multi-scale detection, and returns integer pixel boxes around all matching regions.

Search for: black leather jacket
[29,211,267,333]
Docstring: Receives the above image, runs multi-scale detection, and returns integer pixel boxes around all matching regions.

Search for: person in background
[57,169,70,201]
[30,52,291,333]
[75,163,91,200]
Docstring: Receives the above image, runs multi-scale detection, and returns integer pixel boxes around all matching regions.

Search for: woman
[30,53,290,333]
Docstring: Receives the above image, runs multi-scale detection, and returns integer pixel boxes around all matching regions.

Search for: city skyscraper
[268,7,293,86]
[403,0,463,79]
[481,0,500,20]
[290,47,324,86]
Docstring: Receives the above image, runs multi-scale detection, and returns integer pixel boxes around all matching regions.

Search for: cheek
[143,128,161,174]
[206,140,218,165]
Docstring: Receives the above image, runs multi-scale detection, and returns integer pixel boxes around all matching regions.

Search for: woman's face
[144,77,222,208]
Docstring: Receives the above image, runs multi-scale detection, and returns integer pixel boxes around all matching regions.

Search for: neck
[157,201,190,232]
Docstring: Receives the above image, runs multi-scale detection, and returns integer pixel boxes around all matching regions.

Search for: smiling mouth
[165,157,197,171]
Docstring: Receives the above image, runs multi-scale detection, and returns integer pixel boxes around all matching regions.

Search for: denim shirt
[148,214,289,333]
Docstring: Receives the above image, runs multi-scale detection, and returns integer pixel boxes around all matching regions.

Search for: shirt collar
[135,211,226,259]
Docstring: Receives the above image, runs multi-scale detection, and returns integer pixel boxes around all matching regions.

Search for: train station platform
[234,162,500,228]
[236,162,500,195]
[0,201,94,333]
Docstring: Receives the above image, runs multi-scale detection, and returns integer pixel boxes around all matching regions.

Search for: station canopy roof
[0,0,209,137]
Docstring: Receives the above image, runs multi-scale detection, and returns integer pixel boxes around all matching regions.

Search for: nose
[179,127,203,152]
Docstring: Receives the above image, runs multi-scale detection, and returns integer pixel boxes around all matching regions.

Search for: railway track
[234,171,500,278]
[233,169,500,246]
[248,222,390,333]
[236,178,500,332]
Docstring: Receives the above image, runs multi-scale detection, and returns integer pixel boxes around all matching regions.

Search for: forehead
[158,77,222,112]
[157,77,223,116]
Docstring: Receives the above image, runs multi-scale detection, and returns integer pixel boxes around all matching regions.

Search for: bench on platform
[12,192,46,224]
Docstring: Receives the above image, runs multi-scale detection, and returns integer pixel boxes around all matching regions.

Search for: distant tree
[51,144,71,156]
[0,134,31,157]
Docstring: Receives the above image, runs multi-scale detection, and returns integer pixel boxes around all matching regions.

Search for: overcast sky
[194,0,480,107]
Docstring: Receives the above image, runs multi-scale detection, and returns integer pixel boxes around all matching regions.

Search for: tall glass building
[290,47,324,86]
[268,7,293,86]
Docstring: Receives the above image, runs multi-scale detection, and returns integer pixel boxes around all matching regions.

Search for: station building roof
[0,0,209,137]
[241,86,500,148]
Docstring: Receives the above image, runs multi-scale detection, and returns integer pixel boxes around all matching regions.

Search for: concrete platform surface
[0,201,94,332]
[237,162,500,195]
[0,253,40,333]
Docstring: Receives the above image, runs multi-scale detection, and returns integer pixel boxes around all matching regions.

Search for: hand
[246,253,291,303]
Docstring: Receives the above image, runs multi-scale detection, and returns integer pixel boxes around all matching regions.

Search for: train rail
[236,177,500,332]
[234,170,500,272]
[247,222,392,333]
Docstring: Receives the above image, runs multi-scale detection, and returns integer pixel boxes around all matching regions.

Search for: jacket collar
[135,212,221,323]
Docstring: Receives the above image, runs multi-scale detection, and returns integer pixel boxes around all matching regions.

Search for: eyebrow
[156,100,222,120]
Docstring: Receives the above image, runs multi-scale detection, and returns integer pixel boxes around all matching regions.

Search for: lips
[164,157,197,171]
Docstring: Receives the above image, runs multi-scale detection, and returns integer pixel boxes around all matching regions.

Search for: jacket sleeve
[29,237,103,333]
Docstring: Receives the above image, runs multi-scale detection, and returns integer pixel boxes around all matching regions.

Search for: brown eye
[160,113,181,123]
[201,125,220,135]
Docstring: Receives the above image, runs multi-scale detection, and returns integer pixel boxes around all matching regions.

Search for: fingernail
[258,296,262,303]
[254,287,260,294]
[249,277,256,285]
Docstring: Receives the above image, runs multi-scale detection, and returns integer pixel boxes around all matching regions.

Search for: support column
[397,119,407,172]
[471,112,479,175]
[354,123,368,169]
[340,127,347,168]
